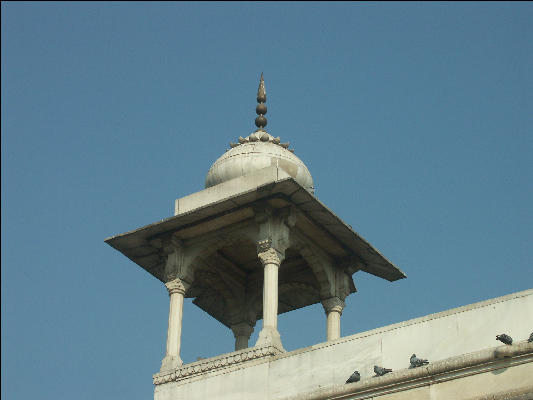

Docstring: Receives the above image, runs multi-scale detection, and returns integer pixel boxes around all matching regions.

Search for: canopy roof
[105,168,406,284]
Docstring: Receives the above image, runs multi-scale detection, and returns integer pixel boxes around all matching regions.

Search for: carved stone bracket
[321,297,346,315]
[163,238,184,282]
[255,206,291,257]
[160,235,201,285]
[256,238,272,253]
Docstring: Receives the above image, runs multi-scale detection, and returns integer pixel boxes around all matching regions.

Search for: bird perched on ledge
[374,365,392,376]
[528,332,533,343]
[496,334,513,345]
[345,370,360,384]
[409,354,429,368]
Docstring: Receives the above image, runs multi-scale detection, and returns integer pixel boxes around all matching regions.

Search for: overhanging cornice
[105,171,406,283]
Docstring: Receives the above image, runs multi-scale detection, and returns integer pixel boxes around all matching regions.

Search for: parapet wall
[154,289,533,400]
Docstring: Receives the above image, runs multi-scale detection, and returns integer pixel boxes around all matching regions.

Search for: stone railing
[153,345,284,385]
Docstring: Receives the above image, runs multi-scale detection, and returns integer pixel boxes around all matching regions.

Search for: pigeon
[374,365,392,376]
[496,334,513,345]
[345,370,360,384]
[528,332,533,343]
[409,354,429,368]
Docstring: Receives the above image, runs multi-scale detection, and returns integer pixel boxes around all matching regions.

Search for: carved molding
[153,345,284,385]
[321,297,346,314]
[165,278,190,296]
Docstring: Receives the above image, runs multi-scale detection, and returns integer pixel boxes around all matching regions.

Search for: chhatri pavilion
[105,74,533,400]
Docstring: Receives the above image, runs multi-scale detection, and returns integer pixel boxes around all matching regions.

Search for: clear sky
[2,2,532,399]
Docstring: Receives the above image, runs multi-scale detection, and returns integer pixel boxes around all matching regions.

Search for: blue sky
[2,3,532,399]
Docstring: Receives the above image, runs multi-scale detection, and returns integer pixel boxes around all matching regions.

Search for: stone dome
[205,130,314,194]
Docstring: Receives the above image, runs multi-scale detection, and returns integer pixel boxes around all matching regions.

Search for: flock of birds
[345,332,533,384]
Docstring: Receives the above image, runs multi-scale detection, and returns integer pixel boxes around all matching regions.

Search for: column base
[160,355,183,372]
[255,327,284,351]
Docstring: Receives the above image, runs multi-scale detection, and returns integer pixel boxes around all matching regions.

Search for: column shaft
[160,278,188,372]
[262,262,279,330]
[326,310,341,341]
[166,290,184,358]
[321,297,345,342]
[255,246,284,350]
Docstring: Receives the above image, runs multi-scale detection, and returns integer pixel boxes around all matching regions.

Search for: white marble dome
[205,130,314,193]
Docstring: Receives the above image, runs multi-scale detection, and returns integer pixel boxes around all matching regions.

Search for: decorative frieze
[153,345,283,385]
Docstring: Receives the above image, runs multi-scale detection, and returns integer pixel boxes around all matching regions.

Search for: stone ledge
[280,341,533,400]
[153,345,284,385]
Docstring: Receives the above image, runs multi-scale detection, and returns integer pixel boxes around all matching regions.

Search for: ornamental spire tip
[255,73,267,129]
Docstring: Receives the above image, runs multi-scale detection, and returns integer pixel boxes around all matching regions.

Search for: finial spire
[255,72,267,130]
[228,73,292,151]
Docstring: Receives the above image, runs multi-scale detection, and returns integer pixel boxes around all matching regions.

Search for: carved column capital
[321,297,345,315]
[230,322,254,339]
[165,278,190,296]
[231,321,255,351]
[257,244,284,267]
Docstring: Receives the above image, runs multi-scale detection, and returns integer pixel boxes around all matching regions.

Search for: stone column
[160,278,189,372]
[230,322,254,351]
[321,297,345,341]
[255,243,284,350]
